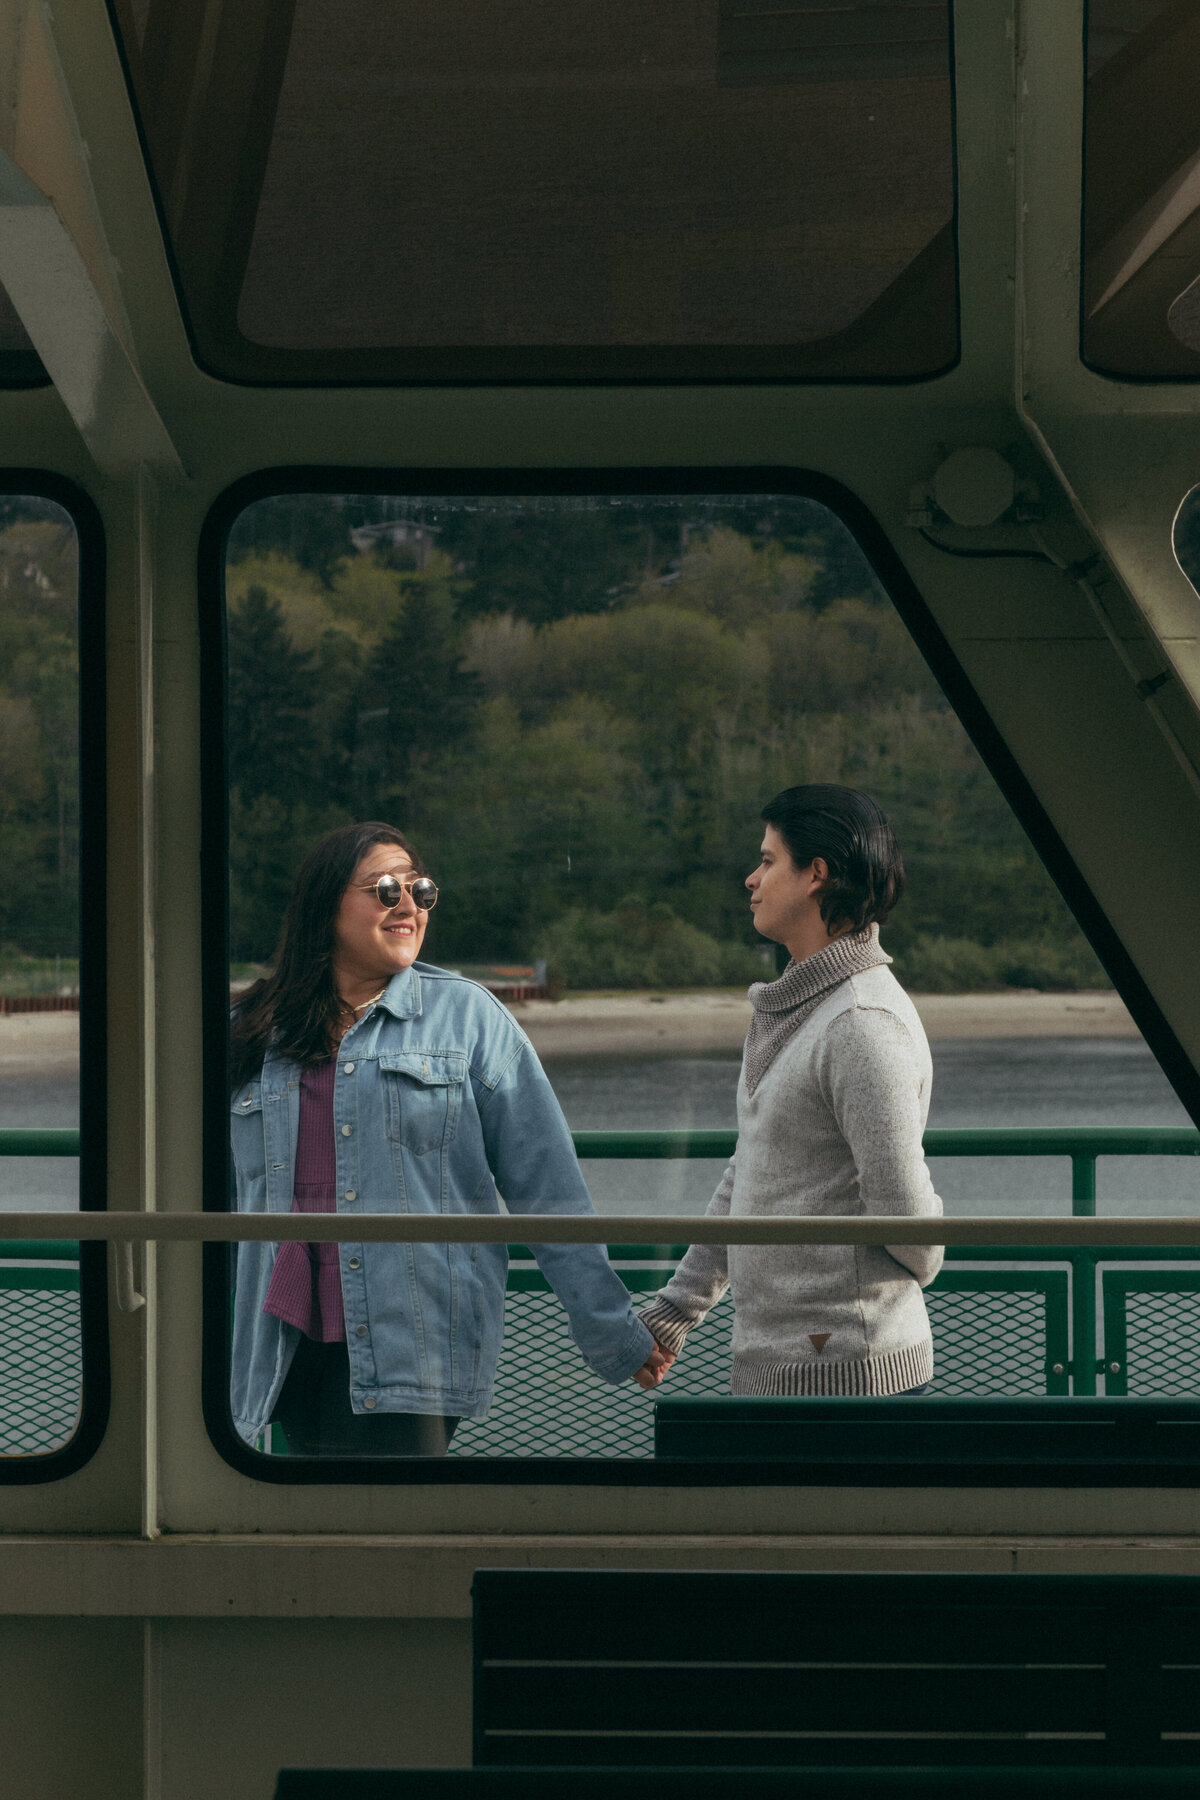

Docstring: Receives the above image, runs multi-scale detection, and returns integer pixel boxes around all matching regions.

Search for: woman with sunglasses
[229,820,666,1456]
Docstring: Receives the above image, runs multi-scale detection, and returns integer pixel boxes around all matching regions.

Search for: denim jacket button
[341,1124,353,1137]
[343,1062,355,1073]
[348,1257,360,1269]
[344,1189,356,1201]
[355,1324,368,1337]
[362,1396,377,1409]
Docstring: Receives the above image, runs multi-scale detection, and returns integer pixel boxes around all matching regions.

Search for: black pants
[271,1336,460,1458]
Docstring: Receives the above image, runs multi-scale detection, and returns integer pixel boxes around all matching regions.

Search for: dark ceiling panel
[1083,0,1200,380]
[111,0,957,384]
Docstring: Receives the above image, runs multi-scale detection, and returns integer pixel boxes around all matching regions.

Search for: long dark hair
[230,820,424,1090]
[760,784,904,934]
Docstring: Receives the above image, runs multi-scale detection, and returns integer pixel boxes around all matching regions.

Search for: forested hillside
[6,487,1197,994]
[0,501,79,980]
[225,492,1113,993]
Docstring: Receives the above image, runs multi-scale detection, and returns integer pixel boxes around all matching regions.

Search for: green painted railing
[2,1124,1200,1408]
[569,1126,1200,1398]
[571,1125,1200,1220]
[5,1123,1200,1217]
[0,1129,81,1156]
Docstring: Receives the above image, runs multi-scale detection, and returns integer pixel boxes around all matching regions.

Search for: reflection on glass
[225,492,1182,1456]
[1083,1,1200,377]
[0,497,81,1454]
[115,0,957,380]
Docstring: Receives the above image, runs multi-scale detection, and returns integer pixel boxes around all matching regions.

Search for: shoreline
[510,988,1139,1058]
[0,988,1140,1069]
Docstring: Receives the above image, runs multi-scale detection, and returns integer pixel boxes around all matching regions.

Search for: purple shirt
[261,1060,346,1341]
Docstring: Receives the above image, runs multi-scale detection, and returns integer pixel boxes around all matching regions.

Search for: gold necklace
[340,986,387,1018]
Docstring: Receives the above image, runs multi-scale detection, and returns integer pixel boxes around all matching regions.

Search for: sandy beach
[0,1013,80,1071]
[510,988,1138,1058]
[0,989,1140,1069]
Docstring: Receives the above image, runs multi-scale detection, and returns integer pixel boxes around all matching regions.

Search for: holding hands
[632,1339,676,1390]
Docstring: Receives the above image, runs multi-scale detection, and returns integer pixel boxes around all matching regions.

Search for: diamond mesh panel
[0,1287,81,1455]
[1120,1290,1200,1396]
[450,1286,736,1460]
[926,1287,1049,1397]
[449,1278,1054,1458]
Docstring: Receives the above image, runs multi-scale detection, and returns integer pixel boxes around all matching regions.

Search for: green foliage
[228,586,323,802]
[228,792,351,962]
[227,494,356,587]
[440,504,650,625]
[0,951,79,997]
[0,514,79,960]
[895,933,1110,994]
[214,496,1111,993]
[536,898,766,991]
[355,560,481,822]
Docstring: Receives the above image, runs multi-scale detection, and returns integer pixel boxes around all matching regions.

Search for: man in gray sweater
[639,784,943,1397]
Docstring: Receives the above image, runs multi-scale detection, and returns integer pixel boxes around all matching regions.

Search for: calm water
[0,1037,1196,1216]
[544,1037,1200,1218]
[0,1071,78,1210]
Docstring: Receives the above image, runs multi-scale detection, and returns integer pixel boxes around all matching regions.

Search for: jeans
[271,1336,460,1457]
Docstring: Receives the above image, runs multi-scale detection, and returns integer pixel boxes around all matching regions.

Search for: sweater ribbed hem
[732,1335,933,1397]
[639,1296,699,1356]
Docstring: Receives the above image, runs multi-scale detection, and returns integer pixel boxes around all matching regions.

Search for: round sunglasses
[353,873,439,912]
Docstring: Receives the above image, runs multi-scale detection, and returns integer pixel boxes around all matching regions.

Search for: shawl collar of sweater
[743,923,891,1095]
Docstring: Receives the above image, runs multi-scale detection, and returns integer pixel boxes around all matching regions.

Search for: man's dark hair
[230,820,424,1089]
[760,784,904,935]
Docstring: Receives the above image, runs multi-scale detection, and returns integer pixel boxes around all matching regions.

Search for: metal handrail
[0,1212,1197,1247]
[571,1126,1200,1219]
[3,1125,1200,1389]
[3,1123,1199,1231]
[6,1120,1200,1220]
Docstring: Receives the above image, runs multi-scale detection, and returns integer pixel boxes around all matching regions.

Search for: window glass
[0,496,86,1460]
[113,0,957,382]
[215,487,1194,1470]
[1083,1,1200,377]
[0,287,47,387]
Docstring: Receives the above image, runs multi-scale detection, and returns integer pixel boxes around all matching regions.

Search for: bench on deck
[472,1570,1200,1770]
[273,1569,1200,1796]
[652,1395,1200,1484]
[275,1768,1200,1797]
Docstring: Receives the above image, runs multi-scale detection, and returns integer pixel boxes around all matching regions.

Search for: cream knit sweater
[641,959,944,1396]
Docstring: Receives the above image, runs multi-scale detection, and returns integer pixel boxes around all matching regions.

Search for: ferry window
[111,0,957,383]
[0,290,46,388]
[204,480,1196,1480]
[1082,1,1200,378]
[0,487,106,1478]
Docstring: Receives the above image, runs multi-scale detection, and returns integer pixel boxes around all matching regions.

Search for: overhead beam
[0,147,182,477]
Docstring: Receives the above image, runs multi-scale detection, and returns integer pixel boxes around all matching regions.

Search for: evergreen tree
[356,575,480,821]
[227,586,321,804]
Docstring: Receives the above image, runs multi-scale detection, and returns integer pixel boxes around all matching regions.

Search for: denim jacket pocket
[230,1081,266,1179]
[379,1050,467,1156]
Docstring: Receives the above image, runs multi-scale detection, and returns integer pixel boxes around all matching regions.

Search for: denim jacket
[229,963,653,1443]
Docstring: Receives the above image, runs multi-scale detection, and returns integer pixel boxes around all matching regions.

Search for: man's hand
[632,1342,676,1390]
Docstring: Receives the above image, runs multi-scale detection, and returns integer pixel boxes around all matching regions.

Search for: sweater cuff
[638,1297,700,1356]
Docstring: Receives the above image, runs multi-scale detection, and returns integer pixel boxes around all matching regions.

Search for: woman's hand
[632,1342,676,1390]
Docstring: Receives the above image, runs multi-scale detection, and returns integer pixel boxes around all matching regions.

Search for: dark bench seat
[276,1768,1200,1797]
[652,1395,1200,1484]
[473,1570,1200,1768]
